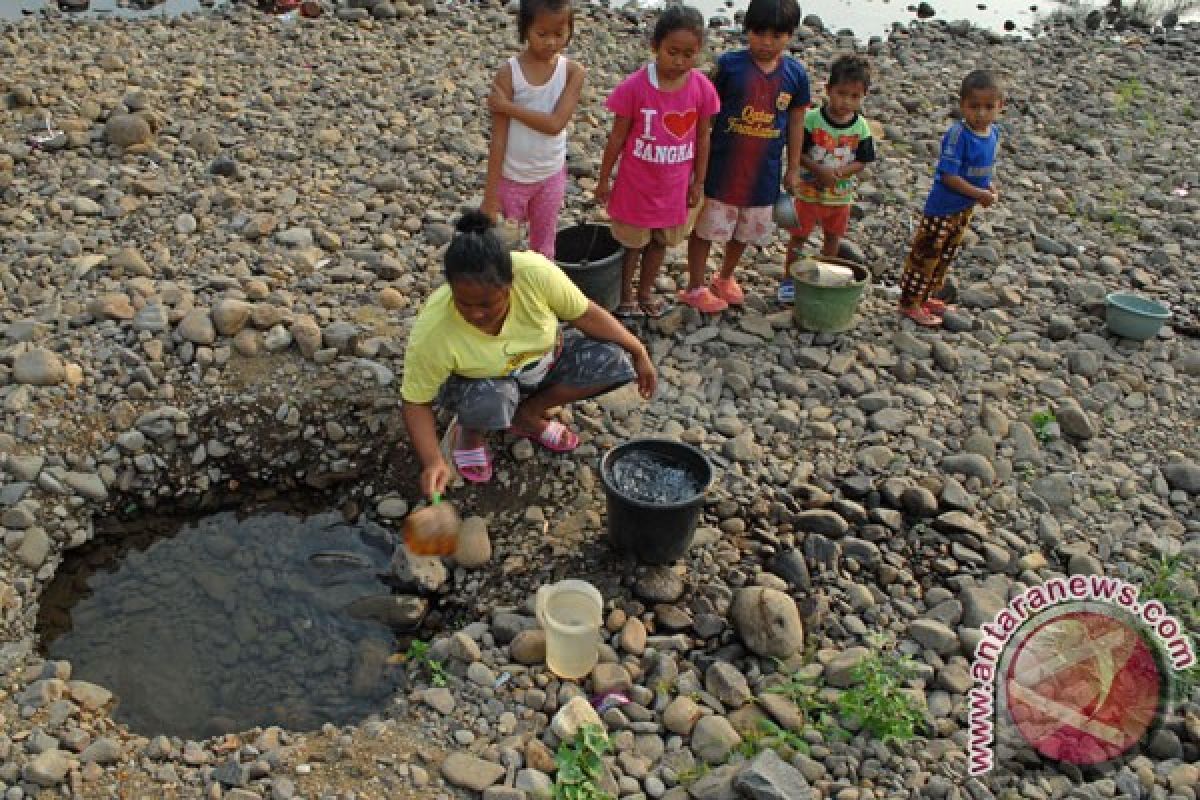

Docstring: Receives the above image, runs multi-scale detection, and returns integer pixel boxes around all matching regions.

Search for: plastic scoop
[402,494,460,556]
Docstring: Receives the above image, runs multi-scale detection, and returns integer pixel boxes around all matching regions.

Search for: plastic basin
[599,439,713,565]
[1105,292,1171,341]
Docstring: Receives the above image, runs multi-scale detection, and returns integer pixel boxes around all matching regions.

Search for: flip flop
[614,301,644,320]
[451,425,493,483]
[677,286,727,313]
[924,298,949,315]
[509,419,580,453]
[639,296,674,320]
[898,305,942,328]
[711,277,745,306]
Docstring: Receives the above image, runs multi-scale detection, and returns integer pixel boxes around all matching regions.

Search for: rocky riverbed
[1,1,1199,799]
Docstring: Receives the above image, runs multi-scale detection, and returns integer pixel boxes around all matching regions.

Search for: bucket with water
[554,223,623,312]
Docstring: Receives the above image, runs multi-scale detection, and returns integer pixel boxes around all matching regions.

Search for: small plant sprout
[1138,554,1199,704]
[554,724,613,800]
[837,640,927,743]
[1031,410,1057,443]
[404,639,448,688]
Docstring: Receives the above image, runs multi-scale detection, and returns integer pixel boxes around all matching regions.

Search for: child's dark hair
[652,4,706,46]
[828,54,871,90]
[743,0,800,34]
[517,0,574,44]
[960,69,1003,99]
[444,211,513,287]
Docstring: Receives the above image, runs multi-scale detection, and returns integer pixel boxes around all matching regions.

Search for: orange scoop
[402,495,460,556]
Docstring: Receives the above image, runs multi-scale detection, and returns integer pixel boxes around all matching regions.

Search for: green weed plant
[554,724,613,800]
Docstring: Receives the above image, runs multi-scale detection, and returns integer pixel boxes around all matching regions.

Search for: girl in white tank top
[482,0,585,259]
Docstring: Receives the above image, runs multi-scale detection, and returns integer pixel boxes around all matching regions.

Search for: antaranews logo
[967,575,1195,775]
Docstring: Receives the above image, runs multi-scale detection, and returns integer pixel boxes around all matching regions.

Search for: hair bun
[456,210,495,236]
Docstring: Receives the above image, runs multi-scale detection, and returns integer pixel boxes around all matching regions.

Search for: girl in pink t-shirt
[595,5,719,319]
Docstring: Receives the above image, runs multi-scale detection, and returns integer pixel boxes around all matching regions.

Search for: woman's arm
[569,301,657,398]
[481,65,514,220]
[594,115,632,204]
[402,401,451,497]
[489,61,585,136]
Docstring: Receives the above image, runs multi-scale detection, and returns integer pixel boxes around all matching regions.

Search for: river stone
[441,752,505,791]
[960,587,1006,629]
[551,695,604,741]
[1162,463,1200,494]
[908,619,959,655]
[692,715,741,763]
[791,509,848,537]
[290,316,323,358]
[941,453,996,484]
[509,629,546,665]
[825,646,870,688]
[734,748,814,800]
[16,527,51,568]
[454,515,491,568]
[68,681,112,711]
[177,309,216,344]
[663,695,703,735]
[13,348,65,386]
[933,511,987,539]
[619,617,647,655]
[730,587,804,659]
[24,749,72,786]
[105,113,152,146]
[212,298,252,336]
[705,661,751,708]
[634,566,684,603]
[81,737,122,764]
[390,547,447,593]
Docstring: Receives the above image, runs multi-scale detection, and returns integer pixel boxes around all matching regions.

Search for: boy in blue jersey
[899,69,1003,327]
[678,0,810,313]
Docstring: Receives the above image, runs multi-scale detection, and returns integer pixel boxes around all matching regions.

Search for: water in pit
[609,450,704,505]
[37,510,411,740]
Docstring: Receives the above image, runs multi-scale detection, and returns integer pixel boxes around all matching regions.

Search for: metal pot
[773,191,798,229]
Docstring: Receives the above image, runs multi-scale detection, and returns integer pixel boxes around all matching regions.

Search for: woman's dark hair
[518,0,574,44]
[743,0,800,34]
[828,54,872,90]
[444,211,513,287]
[651,4,706,46]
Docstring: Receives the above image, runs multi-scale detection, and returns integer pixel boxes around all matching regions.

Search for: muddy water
[37,510,406,739]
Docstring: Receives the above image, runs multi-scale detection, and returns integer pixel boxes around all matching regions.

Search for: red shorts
[789,200,851,240]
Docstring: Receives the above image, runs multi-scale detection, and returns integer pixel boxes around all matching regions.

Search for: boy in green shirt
[780,54,876,302]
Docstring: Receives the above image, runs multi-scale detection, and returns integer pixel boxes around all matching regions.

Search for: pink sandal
[509,419,579,453]
[710,277,745,306]
[677,286,728,313]
[451,426,493,483]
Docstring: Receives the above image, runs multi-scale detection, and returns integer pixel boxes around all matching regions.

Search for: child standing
[781,54,876,302]
[681,0,811,313]
[594,5,720,319]
[481,0,585,260]
[898,69,1003,327]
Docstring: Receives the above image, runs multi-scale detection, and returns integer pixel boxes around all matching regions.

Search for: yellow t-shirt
[401,251,590,404]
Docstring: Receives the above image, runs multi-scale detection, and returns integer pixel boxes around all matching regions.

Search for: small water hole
[36,508,429,740]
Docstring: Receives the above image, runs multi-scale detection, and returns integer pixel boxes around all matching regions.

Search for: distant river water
[0,0,1064,36]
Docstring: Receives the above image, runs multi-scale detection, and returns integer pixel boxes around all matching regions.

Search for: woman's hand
[633,350,657,399]
[420,458,451,498]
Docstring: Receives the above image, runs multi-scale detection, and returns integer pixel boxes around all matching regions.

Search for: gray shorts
[437,330,636,431]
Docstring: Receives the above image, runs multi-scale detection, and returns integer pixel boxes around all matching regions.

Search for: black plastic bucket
[599,439,713,565]
[555,224,623,312]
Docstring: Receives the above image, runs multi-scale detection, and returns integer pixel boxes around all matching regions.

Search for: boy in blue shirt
[678,0,811,313]
[899,69,1003,327]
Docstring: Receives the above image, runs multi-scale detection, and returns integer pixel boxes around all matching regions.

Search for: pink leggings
[497,167,567,259]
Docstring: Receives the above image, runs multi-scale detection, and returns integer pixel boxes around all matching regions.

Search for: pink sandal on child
[451,425,493,483]
[710,277,745,306]
[677,286,728,313]
[508,419,580,453]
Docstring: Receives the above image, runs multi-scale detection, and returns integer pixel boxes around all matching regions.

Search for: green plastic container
[792,257,871,333]
[1105,292,1171,341]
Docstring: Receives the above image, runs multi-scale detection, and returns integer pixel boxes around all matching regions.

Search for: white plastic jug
[535,579,603,680]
